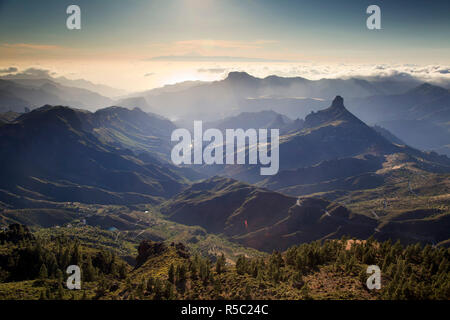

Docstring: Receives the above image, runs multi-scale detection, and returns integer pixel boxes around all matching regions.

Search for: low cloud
[0,67,18,74]
[0,67,56,79]
[197,68,227,74]
[144,72,155,77]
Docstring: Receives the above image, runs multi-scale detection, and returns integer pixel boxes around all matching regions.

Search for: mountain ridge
[131,72,423,122]
[0,105,186,207]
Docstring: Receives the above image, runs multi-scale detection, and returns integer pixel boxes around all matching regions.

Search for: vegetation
[0,224,129,300]
[2,225,446,300]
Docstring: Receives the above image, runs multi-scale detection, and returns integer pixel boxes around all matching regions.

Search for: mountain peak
[408,82,448,97]
[331,95,345,108]
[14,105,86,133]
[225,71,257,81]
[304,95,363,129]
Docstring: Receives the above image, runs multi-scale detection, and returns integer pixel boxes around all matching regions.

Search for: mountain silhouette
[132,72,421,122]
[349,83,450,155]
[0,79,113,113]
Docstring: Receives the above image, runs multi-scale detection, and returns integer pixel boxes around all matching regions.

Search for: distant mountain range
[348,83,450,156]
[1,72,126,98]
[123,72,424,121]
[0,78,113,113]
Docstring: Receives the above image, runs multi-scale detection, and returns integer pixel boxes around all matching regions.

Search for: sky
[0,0,449,93]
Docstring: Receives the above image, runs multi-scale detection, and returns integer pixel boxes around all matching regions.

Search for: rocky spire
[331,95,345,108]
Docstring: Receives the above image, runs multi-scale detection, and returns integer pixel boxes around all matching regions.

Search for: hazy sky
[0,0,449,92]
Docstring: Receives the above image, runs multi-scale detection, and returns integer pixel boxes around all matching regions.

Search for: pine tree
[215,253,226,274]
[84,256,96,282]
[176,264,187,285]
[61,248,70,269]
[47,254,58,278]
[244,285,252,300]
[190,262,198,280]
[55,268,63,283]
[71,242,81,266]
[39,264,48,280]
[199,260,209,285]
[153,279,163,300]
[168,263,175,284]
[236,256,247,275]
[251,263,258,278]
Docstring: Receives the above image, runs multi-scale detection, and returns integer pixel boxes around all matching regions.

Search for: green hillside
[0,225,448,300]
